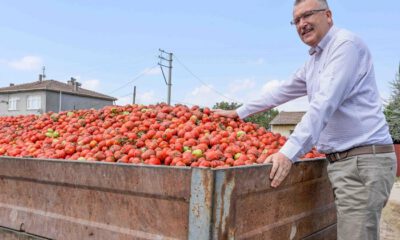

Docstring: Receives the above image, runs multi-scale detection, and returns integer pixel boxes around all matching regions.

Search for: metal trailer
[0,157,336,240]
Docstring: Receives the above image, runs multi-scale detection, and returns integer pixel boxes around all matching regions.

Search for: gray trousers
[327,152,397,240]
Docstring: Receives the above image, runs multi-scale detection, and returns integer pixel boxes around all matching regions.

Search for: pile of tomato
[0,104,324,168]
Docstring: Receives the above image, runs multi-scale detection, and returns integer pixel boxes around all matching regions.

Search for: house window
[27,96,41,110]
[8,97,20,110]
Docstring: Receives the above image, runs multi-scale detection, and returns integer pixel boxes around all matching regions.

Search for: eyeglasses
[290,9,326,26]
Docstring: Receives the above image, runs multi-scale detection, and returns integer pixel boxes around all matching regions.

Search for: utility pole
[158,49,173,105]
[132,85,136,104]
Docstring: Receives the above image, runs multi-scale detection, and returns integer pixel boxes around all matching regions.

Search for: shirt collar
[308,26,337,55]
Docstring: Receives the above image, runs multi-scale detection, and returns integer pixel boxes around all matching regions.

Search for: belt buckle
[327,152,341,163]
[327,153,335,163]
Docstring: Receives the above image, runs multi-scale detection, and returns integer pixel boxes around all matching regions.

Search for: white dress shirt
[236,26,393,162]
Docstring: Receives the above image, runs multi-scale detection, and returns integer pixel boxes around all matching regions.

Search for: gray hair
[294,0,329,9]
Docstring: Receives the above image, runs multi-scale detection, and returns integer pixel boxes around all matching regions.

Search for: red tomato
[0,103,323,166]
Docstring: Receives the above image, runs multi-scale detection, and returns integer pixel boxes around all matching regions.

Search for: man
[214,0,397,239]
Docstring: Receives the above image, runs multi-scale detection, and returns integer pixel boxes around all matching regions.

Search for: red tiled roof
[0,80,117,101]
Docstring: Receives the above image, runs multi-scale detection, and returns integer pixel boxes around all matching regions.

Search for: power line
[107,65,159,95]
[69,54,157,78]
[174,55,243,104]
[117,92,133,99]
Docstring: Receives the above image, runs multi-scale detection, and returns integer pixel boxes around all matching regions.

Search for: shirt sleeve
[236,64,308,119]
[279,40,364,162]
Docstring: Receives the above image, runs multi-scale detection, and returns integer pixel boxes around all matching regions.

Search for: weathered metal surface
[0,157,192,240]
[188,168,214,240]
[394,144,400,176]
[302,224,337,240]
[0,226,50,240]
[0,157,336,240]
[210,159,336,240]
[211,170,236,240]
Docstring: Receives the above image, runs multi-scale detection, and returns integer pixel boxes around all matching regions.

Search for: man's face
[293,0,333,47]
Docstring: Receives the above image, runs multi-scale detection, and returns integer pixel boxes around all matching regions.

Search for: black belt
[326,144,394,163]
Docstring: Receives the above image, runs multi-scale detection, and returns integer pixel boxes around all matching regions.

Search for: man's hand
[212,109,238,118]
[264,152,292,188]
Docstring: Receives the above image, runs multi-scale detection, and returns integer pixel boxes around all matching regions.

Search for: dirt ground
[380,178,400,240]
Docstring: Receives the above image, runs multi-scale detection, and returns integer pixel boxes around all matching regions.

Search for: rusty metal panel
[0,157,191,198]
[210,159,336,240]
[211,170,236,239]
[231,158,328,195]
[302,224,337,240]
[0,157,336,240]
[188,168,214,240]
[0,226,50,240]
[0,157,192,240]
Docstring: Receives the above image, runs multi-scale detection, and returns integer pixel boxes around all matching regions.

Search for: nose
[298,18,308,28]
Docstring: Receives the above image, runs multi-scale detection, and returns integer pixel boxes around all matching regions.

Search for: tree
[213,101,242,110]
[213,101,278,129]
[245,110,279,129]
[384,63,400,143]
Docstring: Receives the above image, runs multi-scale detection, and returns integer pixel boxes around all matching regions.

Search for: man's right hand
[212,109,238,119]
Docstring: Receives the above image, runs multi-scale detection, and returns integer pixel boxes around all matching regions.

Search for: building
[269,111,306,137]
[0,77,117,116]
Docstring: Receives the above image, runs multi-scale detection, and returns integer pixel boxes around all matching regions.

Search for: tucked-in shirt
[236,26,392,162]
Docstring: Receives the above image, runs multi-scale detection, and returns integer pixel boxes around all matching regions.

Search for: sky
[0,0,399,111]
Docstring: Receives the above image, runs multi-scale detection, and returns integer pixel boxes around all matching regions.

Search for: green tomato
[236,131,246,138]
[53,131,60,138]
[234,152,241,160]
[45,132,53,138]
[192,149,203,158]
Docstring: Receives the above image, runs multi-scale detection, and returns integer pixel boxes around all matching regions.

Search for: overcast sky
[1,0,399,111]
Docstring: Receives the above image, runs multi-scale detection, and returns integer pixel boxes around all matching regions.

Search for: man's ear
[326,10,333,25]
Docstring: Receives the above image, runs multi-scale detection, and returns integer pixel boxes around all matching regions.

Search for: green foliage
[384,63,400,143]
[246,110,279,129]
[213,101,241,110]
[212,101,278,128]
